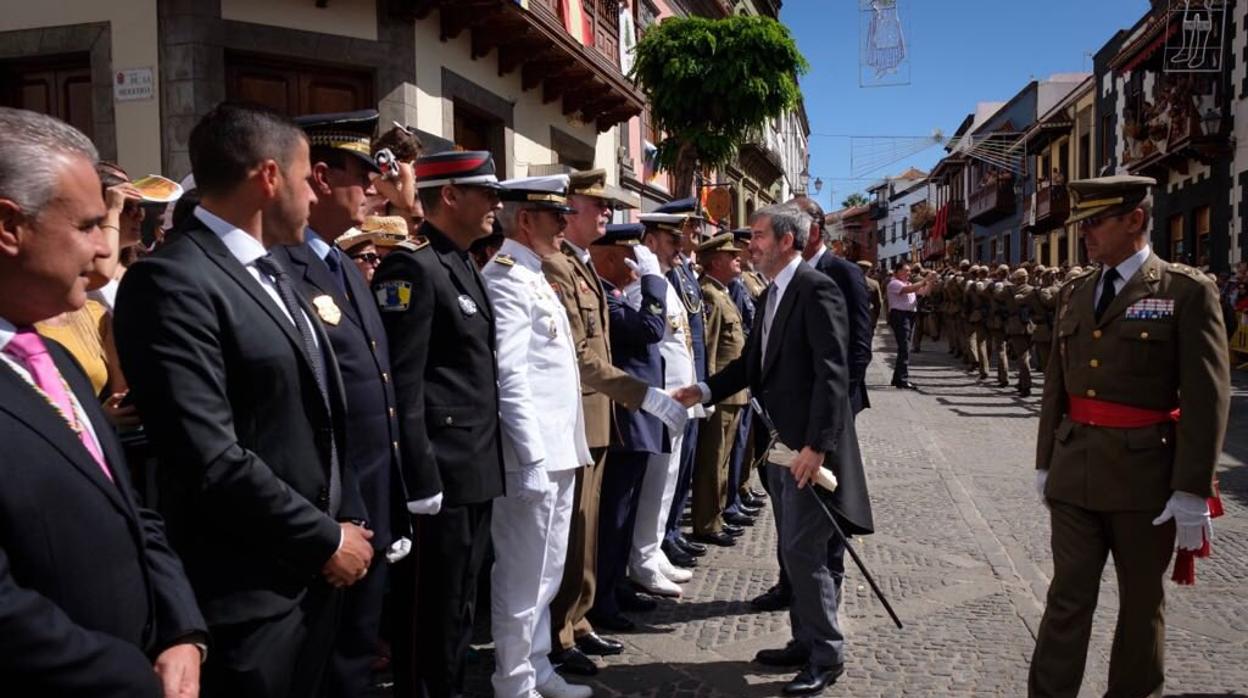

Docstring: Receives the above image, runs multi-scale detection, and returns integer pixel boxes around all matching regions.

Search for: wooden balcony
[1033,183,1069,233]
[398,0,644,131]
[868,201,888,220]
[968,180,1016,225]
[946,200,968,233]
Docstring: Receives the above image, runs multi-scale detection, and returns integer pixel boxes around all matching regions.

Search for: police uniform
[1004,268,1034,397]
[1030,176,1230,697]
[542,169,651,661]
[691,234,747,542]
[589,224,672,629]
[269,109,409,698]
[372,150,506,698]
[481,176,593,698]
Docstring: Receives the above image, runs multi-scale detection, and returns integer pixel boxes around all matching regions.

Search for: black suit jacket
[115,216,364,627]
[271,239,409,549]
[0,339,205,696]
[813,250,873,413]
[372,222,505,505]
[706,261,874,535]
[604,274,669,456]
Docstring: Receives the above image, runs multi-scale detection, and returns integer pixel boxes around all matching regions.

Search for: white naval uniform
[629,274,696,586]
[483,238,592,698]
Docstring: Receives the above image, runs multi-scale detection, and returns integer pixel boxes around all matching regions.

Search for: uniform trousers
[1029,501,1174,698]
[1033,336,1051,373]
[391,500,493,698]
[968,323,990,377]
[202,583,342,698]
[1008,335,1032,393]
[549,448,607,651]
[692,404,742,535]
[491,469,576,697]
[664,418,701,544]
[328,553,387,698]
[723,408,754,517]
[592,451,652,619]
[768,462,846,668]
[630,431,685,585]
[990,329,1009,385]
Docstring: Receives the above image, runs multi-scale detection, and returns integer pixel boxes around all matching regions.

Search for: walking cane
[749,398,904,630]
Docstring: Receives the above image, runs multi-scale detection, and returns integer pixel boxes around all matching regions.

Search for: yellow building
[0,0,641,183]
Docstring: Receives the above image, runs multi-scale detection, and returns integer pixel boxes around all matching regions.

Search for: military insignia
[311,295,342,325]
[577,279,592,295]
[457,294,478,316]
[375,280,412,312]
[494,254,515,267]
[1125,298,1174,320]
[548,317,558,339]
[549,282,562,299]
[397,237,429,253]
[647,302,663,316]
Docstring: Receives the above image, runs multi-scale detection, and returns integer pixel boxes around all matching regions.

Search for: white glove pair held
[624,245,663,278]
[1035,471,1211,552]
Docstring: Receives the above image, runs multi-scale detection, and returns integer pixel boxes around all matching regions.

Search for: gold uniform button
[1140,331,1149,339]
[1086,389,1097,398]
[1089,359,1099,368]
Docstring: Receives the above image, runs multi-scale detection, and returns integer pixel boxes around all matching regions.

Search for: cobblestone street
[456,327,1248,697]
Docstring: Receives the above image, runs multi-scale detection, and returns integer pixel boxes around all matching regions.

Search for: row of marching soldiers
[897,259,1092,398]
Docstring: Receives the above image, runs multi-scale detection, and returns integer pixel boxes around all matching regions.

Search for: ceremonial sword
[749,398,904,630]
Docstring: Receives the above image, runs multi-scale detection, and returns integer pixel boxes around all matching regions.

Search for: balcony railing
[868,201,888,220]
[968,179,1016,225]
[1033,183,1069,233]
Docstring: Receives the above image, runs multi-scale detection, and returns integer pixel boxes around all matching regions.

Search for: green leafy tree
[631,15,808,196]
[841,192,869,209]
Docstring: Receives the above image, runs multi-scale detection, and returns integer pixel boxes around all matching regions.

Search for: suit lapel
[762,264,804,378]
[283,242,362,331]
[0,356,130,515]
[433,235,492,323]
[1095,253,1164,328]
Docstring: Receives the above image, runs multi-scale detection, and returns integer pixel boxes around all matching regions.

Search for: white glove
[642,386,689,434]
[406,492,443,516]
[630,245,663,278]
[506,466,550,505]
[1035,471,1048,508]
[385,537,412,563]
[1152,491,1212,551]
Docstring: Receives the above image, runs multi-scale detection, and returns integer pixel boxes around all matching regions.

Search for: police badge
[312,295,342,325]
[458,294,479,316]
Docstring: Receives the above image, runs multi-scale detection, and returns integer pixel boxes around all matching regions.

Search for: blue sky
[779,0,1150,209]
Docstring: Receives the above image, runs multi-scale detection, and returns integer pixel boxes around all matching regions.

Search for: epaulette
[493,254,515,267]
[397,237,429,253]
[1165,262,1204,280]
[1058,266,1098,302]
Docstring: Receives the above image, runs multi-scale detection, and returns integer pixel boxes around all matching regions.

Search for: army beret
[1066,175,1156,225]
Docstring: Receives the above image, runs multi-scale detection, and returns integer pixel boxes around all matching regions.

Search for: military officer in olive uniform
[987,264,1012,387]
[1030,175,1230,698]
[964,267,990,378]
[690,234,749,546]
[858,260,883,334]
[1004,268,1034,397]
[1028,266,1059,373]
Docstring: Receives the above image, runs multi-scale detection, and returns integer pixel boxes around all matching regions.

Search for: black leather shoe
[723,524,745,537]
[691,531,736,547]
[585,611,635,634]
[751,584,792,612]
[749,488,767,500]
[675,537,707,556]
[661,540,698,568]
[551,647,599,676]
[1018,387,1031,398]
[740,499,764,513]
[782,663,844,695]
[617,591,657,612]
[894,381,918,390]
[723,511,756,526]
[754,643,810,667]
[576,631,624,655]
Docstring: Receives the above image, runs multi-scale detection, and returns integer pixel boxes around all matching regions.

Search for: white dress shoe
[628,573,682,598]
[536,672,593,698]
[658,558,693,583]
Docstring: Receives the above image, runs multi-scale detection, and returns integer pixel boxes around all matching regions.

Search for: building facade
[869,168,927,270]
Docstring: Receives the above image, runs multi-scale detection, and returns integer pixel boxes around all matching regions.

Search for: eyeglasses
[351,252,381,265]
[1078,213,1120,231]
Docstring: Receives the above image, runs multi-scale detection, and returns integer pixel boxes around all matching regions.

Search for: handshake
[640,384,711,435]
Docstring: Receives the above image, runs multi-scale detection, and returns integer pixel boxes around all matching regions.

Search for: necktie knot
[4,328,49,361]
[253,254,285,280]
[1102,267,1120,287]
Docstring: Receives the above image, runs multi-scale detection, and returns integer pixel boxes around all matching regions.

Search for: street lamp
[799,167,811,194]
[814,177,823,195]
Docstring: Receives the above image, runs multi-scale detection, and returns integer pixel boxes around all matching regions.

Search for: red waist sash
[1067,396,1180,428]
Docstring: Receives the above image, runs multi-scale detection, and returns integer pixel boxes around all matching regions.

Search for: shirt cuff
[697,382,711,403]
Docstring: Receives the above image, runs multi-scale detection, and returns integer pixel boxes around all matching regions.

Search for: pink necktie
[5,329,113,481]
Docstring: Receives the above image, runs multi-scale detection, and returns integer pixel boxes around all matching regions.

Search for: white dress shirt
[1094,244,1152,309]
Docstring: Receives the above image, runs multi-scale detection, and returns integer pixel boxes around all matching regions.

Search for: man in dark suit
[676,202,874,696]
[0,106,207,698]
[115,103,375,698]
[371,150,507,698]
[586,224,673,632]
[269,110,409,698]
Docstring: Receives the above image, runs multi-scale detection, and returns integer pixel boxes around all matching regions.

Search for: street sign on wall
[114,68,154,102]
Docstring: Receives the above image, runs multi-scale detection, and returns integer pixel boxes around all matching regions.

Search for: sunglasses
[351,252,381,265]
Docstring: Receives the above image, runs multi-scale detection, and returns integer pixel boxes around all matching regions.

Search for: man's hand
[642,387,689,434]
[371,161,417,214]
[631,245,663,278]
[1152,490,1211,551]
[322,522,374,588]
[506,466,551,505]
[153,643,201,698]
[670,385,704,408]
[790,447,825,489]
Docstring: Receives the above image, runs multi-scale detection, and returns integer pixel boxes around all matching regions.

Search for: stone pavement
[449,326,1248,697]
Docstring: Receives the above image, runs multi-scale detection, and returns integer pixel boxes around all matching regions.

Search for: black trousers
[203,583,342,698]
[664,418,701,543]
[592,450,651,618]
[328,552,387,698]
[888,309,916,384]
[391,500,493,698]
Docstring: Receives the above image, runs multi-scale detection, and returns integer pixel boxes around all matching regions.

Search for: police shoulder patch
[374,280,413,312]
[397,237,429,253]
